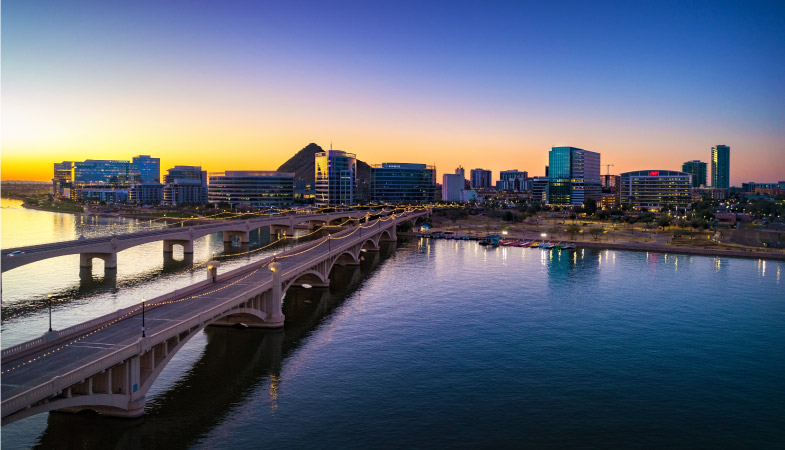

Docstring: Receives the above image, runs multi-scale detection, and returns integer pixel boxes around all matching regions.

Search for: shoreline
[400,232,785,261]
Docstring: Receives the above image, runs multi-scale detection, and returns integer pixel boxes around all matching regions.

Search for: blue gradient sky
[3,0,784,184]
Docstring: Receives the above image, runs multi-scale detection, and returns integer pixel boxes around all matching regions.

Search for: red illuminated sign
[649,171,659,176]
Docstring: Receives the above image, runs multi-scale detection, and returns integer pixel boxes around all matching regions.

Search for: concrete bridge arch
[0,209,429,424]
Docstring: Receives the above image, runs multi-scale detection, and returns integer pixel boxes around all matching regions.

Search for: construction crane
[605,164,615,176]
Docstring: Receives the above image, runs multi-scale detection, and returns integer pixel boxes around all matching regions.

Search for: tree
[590,227,604,241]
[657,214,673,230]
[502,211,515,222]
[566,224,581,241]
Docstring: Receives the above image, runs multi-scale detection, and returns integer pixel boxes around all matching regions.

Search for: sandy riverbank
[418,214,785,262]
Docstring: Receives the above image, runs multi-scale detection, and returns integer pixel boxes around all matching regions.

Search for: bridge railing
[0,215,368,362]
[0,210,371,253]
[1,209,425,419]
[1,210,419,361]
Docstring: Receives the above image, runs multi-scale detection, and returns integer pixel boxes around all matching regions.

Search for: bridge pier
[269,224,294,239]
[162,239,193,254]
[309,220,327,231]
[79,252,117,272]
[223,231,250,246]
[259,262,285,328]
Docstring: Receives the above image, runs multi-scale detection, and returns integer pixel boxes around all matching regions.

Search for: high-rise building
[547,146,601,206]
[442,174,464,203]
[132,155,161,183]
[531,177,549,203]
[164,166,208,205]
[371,163,436,204]
[208,171,295,208]
[315,150,356,207]
[497,170,528,192]
[711,145,730,189]
[470,169,493,189]
[455,166,465,178]
[620,170,692,211]
[682,160,707,188]
[53,161,73,197]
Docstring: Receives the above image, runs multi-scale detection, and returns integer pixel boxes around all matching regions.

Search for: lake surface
[2,199,784,449]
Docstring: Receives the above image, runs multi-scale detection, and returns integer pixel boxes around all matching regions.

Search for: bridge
[0,208,429,424]
[0,209,386,274]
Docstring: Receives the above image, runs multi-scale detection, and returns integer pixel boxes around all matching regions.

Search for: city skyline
[2,1,784,184]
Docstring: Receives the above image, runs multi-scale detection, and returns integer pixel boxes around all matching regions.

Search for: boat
[479,235,501,247]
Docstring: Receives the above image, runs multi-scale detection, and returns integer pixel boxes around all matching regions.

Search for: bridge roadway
[0,208,385,273]
[0,209,428,424]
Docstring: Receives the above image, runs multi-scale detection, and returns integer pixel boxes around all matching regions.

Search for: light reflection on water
[1,203,783,449]
[0,199,313,347]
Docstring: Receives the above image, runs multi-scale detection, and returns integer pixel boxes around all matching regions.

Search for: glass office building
[164,166,208,205]
[315,150,356,207]
[498,170,528,192]
[711,145,730,189]
[208,171,295,208]
[620,170,692,211]
[547,146,601,206]
[370,163,436,204]
[132,155,161,183]
[53,161,73,196]
[72,160,136,185]
[682,160,707,188]
[129,183,164,205]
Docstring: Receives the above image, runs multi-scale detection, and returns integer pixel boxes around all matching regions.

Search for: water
[1,199,311,346]
[2,201,784,449]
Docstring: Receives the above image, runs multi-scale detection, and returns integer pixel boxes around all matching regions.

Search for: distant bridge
[0,209,429,424]
[0,210,390,274]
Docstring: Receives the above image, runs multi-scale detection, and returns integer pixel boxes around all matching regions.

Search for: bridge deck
[0,209,380,273]
[0,212,424,410]
[1,266,268,399]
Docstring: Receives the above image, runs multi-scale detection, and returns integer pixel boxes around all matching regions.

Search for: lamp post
[47,294,53,332]
[141,298,146,337]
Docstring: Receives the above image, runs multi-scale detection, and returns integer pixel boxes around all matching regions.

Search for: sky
[2,0,784,185]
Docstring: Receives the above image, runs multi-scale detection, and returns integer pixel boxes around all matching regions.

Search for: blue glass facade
[682,160,707,187]
[315,150,356,207]
[711,145,730,189]
[370,163,436,204]
[208,171,295,207]
[132,155,161,183]
[547,146,601,206]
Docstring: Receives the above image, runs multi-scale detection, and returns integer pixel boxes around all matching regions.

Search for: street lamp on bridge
[141,298,146,338]
[47,294,53,332]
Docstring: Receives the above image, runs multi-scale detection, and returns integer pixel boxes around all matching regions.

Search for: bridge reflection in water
[28,243,393,450]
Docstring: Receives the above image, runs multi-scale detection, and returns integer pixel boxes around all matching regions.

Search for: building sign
[649,171,659,176]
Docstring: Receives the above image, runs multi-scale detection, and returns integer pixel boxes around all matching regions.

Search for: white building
[442,173,464,202]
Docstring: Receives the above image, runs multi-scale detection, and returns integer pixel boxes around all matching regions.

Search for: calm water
[1,198,309,346]
[2,200,784,449]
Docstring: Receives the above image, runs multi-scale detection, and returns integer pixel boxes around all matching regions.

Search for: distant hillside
[277,143,371,201]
